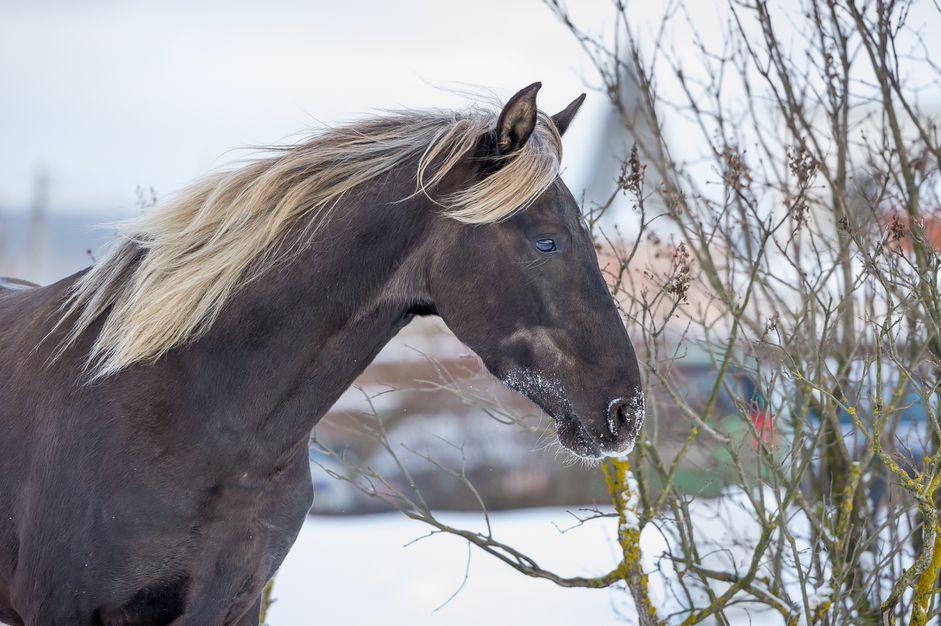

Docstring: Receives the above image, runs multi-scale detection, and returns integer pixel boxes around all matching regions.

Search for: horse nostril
[606,395,642,440]
[606,399,626,439]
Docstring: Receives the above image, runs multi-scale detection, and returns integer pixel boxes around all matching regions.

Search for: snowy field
[268,507,780,626]
[268,509,629,625]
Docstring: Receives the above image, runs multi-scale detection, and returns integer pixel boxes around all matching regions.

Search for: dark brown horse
[0,83,643,626]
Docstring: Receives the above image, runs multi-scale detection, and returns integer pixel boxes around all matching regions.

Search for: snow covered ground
[267,507,781,626]
[268,509,632,625]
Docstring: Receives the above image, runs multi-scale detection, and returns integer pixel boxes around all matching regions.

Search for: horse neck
[171,187,431,455]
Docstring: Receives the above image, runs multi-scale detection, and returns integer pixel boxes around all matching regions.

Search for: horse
[0,83,644,626]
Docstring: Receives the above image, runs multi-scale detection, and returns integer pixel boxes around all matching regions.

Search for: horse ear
[551,93,586,136]
[496,82,541,155]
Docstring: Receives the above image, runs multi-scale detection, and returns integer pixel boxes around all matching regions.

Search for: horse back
[0,273,74,365]
[0,276,39,291]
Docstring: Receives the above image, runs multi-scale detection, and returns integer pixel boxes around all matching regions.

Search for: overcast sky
[5,1,936,218]
[1,0,626,216]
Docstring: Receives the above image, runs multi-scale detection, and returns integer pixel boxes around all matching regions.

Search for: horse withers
[0,83,643,625]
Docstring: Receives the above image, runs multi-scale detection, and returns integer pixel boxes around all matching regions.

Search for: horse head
[421,83,645,459]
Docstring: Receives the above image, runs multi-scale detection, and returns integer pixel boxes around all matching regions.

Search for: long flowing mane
[57,106,563,377]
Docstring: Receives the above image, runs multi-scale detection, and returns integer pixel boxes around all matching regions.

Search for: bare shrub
[319,2,941,623]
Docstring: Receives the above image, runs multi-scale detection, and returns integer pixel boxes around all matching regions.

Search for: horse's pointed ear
[496,82,542,155]
[551,93,586,136]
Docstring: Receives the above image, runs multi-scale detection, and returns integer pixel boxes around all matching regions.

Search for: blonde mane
[58,106,563,377]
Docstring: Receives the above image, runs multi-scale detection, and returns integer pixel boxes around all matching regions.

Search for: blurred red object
[750,407,776,448]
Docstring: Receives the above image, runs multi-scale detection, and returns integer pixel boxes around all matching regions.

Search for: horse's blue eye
[534,238,557,253]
